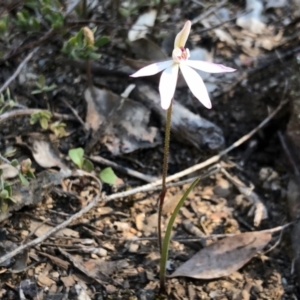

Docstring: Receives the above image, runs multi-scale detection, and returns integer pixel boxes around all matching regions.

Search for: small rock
[50,271,60,279]
[213,177,232,198]
[128,242,139,253]
[97,247,107,257]
[135,213,145,231]
[106,284,117,294]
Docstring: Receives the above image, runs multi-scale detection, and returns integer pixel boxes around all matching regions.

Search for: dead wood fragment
[131,84,225,151]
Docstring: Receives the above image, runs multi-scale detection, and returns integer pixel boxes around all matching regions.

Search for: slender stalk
[158,103,173,253]
[159,177,200,292]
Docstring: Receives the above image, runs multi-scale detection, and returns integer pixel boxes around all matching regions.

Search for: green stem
[159,177,200,293]
[158,103,173,253]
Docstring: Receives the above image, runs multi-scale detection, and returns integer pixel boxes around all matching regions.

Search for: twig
[89,155,158,183]
[191,0,227,25]
[0,108,76,124]
[0,153,11,164]
[221,168,268,226]
[278,131,300,176]
[61,98,88,130]
[0,48,39,94]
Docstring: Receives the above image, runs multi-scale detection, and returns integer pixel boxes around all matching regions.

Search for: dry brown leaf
[30,221,79,238]
[37,273,55,287]
[169,231,271,279]
[0,164,19,180]
[29,138,67,170]
[84,86,160,155]
[61,275,76,288]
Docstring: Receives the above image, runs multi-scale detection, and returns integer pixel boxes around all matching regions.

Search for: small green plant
[99,167,118,185]
[30,111,52,130]
[0,89,17,114]
[62,27,109,60]
[68,148,94,172]
[0,176,14,213]
[41,6,64,29]
[23,0,64,29]
[50,121,67,137]
[19,159,35,180]
[32,75,57,94]
[15,9,40,31]
[0,158,35,212]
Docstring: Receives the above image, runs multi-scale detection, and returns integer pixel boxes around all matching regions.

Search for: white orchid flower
[130,20,236,110]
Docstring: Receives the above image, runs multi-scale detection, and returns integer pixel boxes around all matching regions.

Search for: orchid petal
[130,60,173,77]
[159,64,179,109]
[185,60,236,73]
[180,64,212,109]
[174,20,191,48]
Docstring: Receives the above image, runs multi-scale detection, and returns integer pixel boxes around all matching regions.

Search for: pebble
[97,247,107,257]
[128,242,139,253]
[213,177,232,198]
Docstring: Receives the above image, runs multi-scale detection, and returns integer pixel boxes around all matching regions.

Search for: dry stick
[0,100,287,265]
[191,0,227,25]
[0,47,39,94]
[89,155,158,183]
[0,154,11,164]
[0,108,75,124]
[61,98,87,130]
[278,131,300,176]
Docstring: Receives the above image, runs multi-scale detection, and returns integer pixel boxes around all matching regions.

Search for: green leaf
[119,7,130,17]
[82,159,94,172]
[0,199,8,212]
[0,189,9,199]
[38,75,46,88]
[31,89,42,95]
[26,170,35,179]
[99,167,118,185]
[94,36,110,48]
[43,84,57,92]
[160,177,200,284]
[30,112,41,124]
[40,118,49,129]
[88,52,101,60]
[68,148,84,169]
[19,173,29,186]
[10,159,19,167]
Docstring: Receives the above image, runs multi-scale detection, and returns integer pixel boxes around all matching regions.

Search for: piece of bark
[131,84,225,151]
